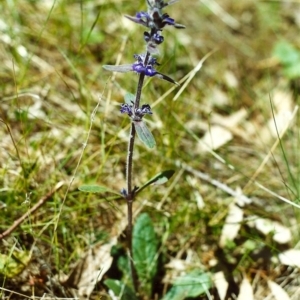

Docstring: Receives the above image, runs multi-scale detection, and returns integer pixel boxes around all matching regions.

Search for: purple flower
[137,104,153,116]
[144,31,164,45]
[120,103,153,121]
[133,54,159,66]
[103,0,184,85]
[125,9,184,30]
[103,54,179,85]
[120,188,128,198]
[120,103,134,116]
[144,30,164,54]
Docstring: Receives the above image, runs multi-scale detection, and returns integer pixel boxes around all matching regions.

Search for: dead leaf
[198,125,233,152]
[213,271,228,300]
[247,216,291,244]
[197,109,247,152]
[278,249,300,268]
[224,70,239,89]
[268,280,291,300]
[63,237,117,298]
[219,202,243,248]
[211,109,247,128]
[165,258,187,272]
[210,87,230,107]
[237,277,254,300]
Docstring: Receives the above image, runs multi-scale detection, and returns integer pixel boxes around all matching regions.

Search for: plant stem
[125,51,150,293]
[134,52,150,110]
[126,124,136,201]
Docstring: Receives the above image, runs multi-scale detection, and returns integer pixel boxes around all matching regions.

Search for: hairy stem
[126,124,136,200]
[134,52,150,110]
[126,51,150,293]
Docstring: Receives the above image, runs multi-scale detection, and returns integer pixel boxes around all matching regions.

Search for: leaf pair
[103,63,179,85]
[79,169,175,198]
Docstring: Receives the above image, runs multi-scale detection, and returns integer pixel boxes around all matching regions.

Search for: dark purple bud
[162,13,175,26]
[121,103,153,120]
[135,104,153,117]
[153,32,164,44]
[140,104,153,115]
[156,12,185,29]
[133,54,144,63]
[144,31,164,44]
[144,65,157,77]
[120,188,128,198]
[104,54,178,84]
[136,11,149,19]
[125,13,149,27]
[120,103,133,116]
[148,56,159,66]
[133,53,159,66]
[144,32,151,42]
[145,31,164,54]
[126,9,184,30]
[132,62,145,73]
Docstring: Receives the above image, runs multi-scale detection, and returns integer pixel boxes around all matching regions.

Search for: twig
[176,160,253,205]
[0,181,64,240]
[0,286,77,299]
[177,160,300,210]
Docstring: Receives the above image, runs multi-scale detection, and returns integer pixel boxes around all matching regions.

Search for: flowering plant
[103,0,184,294]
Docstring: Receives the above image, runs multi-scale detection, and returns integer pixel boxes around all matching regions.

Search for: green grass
[1,0,300,299]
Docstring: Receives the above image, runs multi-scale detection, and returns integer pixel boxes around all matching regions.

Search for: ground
[0,0,299,299]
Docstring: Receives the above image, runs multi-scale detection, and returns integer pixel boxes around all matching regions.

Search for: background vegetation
[0,0,299,299]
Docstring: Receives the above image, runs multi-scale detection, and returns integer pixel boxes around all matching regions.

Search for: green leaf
[136,170,175,194]
[283,62,300,79]
[0,251,31,278]
[133,213,159,296]
[273,41,300,65]
[104,279,138,300]
[124,92,135,104]
[78,185,119,195]
[134,120,156,148]
[117,254,130,277]
[273,41,300,79]
[161,270,212,300]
